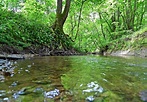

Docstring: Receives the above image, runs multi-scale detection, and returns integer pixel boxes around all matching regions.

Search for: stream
[0,55,147,102]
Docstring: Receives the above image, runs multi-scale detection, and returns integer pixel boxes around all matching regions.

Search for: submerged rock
[0,59,14,81]
[11,81,18,87]
[86,96,95,102]
[139,90,147,102]
[0,59,9,70]
[83,82,103,93]
[82,82,104,102]
[0,90,6,97]
[33,87,44,93]
[44,89,60,99]
[0,59,14,71]
[13,87,28,99]
[0,59,7,65]
[0,59,16,81]
[3,97,9,101]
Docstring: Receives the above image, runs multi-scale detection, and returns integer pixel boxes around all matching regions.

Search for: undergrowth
[0,8,72,51]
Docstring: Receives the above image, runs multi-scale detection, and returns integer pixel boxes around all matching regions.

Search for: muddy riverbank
[0,44,79,58]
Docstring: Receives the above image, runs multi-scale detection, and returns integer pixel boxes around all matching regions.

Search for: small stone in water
[13,93,19,99]
[44,89,60,98]
[13,88,27,99]
[14,61,17,64]
[3,98,9,101]
[97,87,103,93]
[80,84,83,87]
[33,87,44,93]
[27,65,31,68]
[25,70,29,72]
[87,82,95,88]
[11,81,18,86]
[83,82,104,93]
[139,90,147,102]
[83,89,93,93]
[0,90,6,97]
[86,96,94,102]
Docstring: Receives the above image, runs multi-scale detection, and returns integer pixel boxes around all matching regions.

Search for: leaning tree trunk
[51,0,71,50]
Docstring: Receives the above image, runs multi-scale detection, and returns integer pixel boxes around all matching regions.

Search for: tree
[50,0,73,50]
[52,0,71,33]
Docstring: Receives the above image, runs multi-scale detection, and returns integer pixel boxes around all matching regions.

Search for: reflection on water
[0,56,146,102]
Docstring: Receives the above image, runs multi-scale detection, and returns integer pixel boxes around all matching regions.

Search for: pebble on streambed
[13,88,27,99]
[82,81,104,102]
[139,90,147,102]
[0,59,16,81]
[86,96,95,102]
[44,89,60,99]
[83,82,104,93]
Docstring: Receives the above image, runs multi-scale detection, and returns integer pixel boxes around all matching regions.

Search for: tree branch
[57,0,62,14]
[62,0,71,25]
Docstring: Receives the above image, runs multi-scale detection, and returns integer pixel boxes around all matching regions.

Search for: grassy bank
[0,8,53,48]
[109,27,147,57]
[0,8,74,54]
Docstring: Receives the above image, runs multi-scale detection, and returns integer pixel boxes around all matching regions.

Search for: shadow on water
[0,56,147,102]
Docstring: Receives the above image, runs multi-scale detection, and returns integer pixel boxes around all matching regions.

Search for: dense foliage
[64,0,146,52]
[0,0,146,53]
[0,8,53,49]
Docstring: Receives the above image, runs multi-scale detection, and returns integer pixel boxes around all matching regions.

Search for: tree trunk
[52,0,71,32]
[51,0,71,50]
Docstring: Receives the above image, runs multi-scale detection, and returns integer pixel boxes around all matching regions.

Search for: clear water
[0,56,146,102]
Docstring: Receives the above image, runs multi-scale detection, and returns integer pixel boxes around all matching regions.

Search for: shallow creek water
[0,56,147,102]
